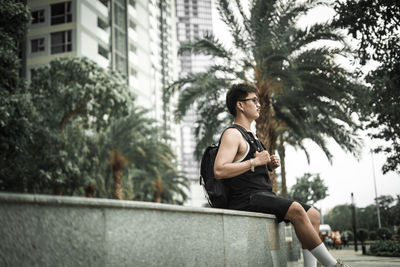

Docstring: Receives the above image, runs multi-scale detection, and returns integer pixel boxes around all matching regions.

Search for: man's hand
[268,155,280,170]
[254,150,271,166]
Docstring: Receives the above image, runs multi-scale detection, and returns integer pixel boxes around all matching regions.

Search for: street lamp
[351,192,358,252]
[370,150,382,228]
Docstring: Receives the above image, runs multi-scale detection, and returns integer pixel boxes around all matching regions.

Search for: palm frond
[179,31,232,59]
[217,0,250,53]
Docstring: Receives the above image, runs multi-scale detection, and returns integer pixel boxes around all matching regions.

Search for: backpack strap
[255,134,266,151]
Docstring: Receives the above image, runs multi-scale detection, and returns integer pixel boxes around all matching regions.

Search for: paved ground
[292,246,400,267]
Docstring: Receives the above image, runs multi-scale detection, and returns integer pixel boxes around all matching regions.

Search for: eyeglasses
[239,97,260,105]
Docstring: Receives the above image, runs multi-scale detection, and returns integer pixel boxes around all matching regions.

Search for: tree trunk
[113,167,123,200]
[84,184,96,198]
[153,177,163,203]
[278,136,288,197]
[111,151,127,200]
[255,77,279,193]
[53,186,63,196]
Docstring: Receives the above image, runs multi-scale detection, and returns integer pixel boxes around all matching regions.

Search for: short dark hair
[226,83,258,116]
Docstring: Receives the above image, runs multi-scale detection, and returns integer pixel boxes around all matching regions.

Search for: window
[193,24,199,39]
[99,0,108,7]
[129,43,137,53]
[128,0,135,7]
[32,10,45,24]
[51,30,72,54]
[97,17,108,30]
[185,23,190,40]
[115,29,126,52]
[31,38,45,53]
[114,3,125,28]
[130,67,137,77]
[129,20,136,30]
[51,2,72,25]
[98,45,108,59]
[193,0,198,16]
[116,54,127,75]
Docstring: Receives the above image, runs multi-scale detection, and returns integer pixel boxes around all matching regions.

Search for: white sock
[302,249,317,267]
[310,243,337,267]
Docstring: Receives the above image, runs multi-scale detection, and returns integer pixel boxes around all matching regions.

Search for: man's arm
[214,129,270,179]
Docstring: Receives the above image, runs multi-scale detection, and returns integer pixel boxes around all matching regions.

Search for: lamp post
[351,192,358,252]
[370,150,382,228]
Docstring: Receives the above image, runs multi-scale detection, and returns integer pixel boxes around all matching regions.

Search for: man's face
[238,92,260,119]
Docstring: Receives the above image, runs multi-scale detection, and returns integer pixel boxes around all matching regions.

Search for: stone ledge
[0,192,287,267]
[0,192,277,219]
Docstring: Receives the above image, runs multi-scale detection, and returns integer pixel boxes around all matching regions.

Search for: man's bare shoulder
[221,128,243,143]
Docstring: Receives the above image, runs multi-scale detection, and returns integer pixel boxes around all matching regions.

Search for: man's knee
[286,202,307,221]
[307,207,321,225]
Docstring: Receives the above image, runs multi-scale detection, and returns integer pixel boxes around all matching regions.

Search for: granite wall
[0,193,291,267]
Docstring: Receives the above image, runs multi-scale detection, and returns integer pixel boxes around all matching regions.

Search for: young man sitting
[213,83,349,267]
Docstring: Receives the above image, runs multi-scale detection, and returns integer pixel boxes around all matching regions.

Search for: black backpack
[199,124,255,208]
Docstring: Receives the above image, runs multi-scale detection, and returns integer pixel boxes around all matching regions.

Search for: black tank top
[224,129,272,209]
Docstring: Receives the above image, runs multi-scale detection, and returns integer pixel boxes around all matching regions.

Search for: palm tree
[94,108,189,203]
[165,0,365,192]
[130,137,189,204]
[92,109,149,199]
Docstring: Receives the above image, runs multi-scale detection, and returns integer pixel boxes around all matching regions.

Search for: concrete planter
[0,193,289,267]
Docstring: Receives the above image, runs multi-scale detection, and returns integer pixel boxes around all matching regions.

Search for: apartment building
[25,0,181,155]
[176,0,213,207]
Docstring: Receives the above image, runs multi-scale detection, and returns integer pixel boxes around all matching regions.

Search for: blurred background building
[23,0,181,160]
[21,0,216,206]
[175,0,212,207]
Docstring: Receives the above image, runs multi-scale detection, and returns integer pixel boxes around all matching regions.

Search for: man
[214,83,348,267]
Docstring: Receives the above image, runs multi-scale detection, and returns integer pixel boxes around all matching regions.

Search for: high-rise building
[24,0,181,154]
[176,0,213,207]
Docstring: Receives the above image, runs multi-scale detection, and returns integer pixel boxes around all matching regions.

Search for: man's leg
[302,208,320,267]
[285,202,337,267]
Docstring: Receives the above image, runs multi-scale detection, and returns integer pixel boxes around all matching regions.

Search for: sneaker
[335,259,350,267]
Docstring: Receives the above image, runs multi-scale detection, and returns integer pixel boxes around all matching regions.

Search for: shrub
[369,231,378,240]
[377,227,392,240]
[369,240,400,257]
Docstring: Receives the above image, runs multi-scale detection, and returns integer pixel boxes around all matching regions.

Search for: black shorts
[239,191,312,223]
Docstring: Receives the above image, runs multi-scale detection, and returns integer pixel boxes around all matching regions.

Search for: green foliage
[333,0,400,65]
[92,109,189,203]
[30,57,132,132]
[324,204,352,232]
[392,196,400,226]
[377,227,392,241]
[0,0,189,203]
[369,240,400,257]
[357,204,381,230]
[1,55,189,203]
[325,195,400,233]
[12,57,135,194]
[366,64,400,174]
[288,173,328,205]
[0,0,31,92]
[369,231,378,241]
[334,0,400,174]
[165,0,365,175]
[376,195,396,227]
[0,1,33,192]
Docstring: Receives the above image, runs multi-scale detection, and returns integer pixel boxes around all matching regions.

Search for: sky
[211,1,400,214]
